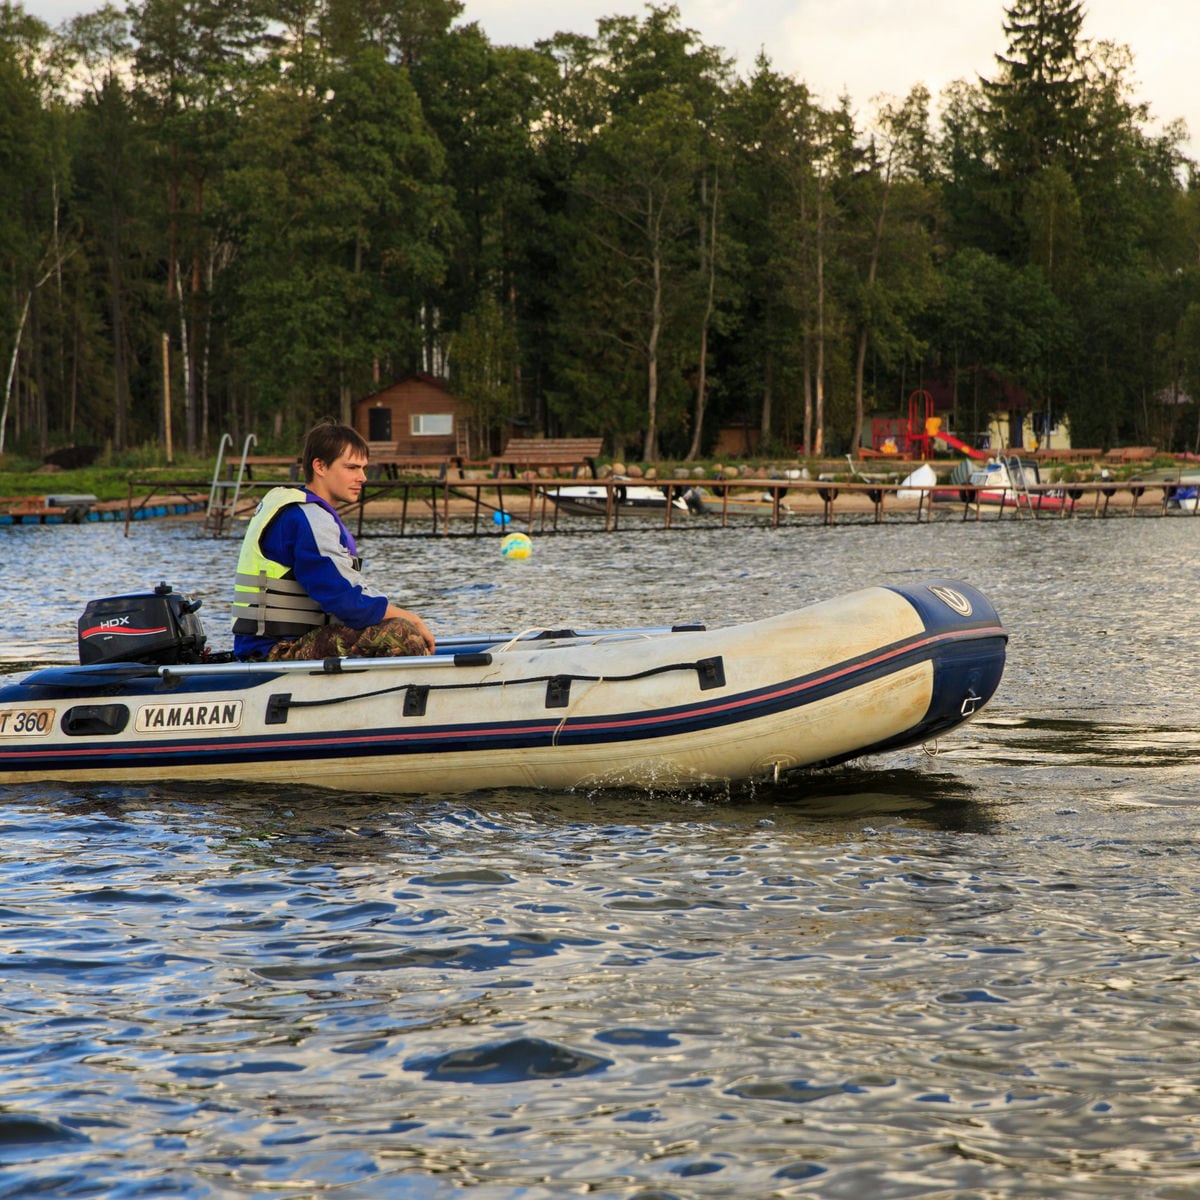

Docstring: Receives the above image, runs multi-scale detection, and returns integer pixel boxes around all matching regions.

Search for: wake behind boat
[0,580,1007,795]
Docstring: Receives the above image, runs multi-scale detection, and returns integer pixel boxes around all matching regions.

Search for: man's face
[311,450,368,506]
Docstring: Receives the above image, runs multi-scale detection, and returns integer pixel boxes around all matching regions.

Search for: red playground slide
[932,430,988,461]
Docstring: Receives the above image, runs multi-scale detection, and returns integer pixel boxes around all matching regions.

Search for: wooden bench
[366,441,469,480]
[1103,446,1158,463]
[490,437,605,478]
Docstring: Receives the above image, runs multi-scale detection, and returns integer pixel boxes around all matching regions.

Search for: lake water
[2,512,1199,1198]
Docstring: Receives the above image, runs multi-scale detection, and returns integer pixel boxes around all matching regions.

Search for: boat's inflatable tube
[0,579,1006,794]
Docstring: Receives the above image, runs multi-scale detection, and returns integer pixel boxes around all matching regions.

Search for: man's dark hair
[302,421,369,483]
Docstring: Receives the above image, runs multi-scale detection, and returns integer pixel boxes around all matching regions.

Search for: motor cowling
[78,582,207,665]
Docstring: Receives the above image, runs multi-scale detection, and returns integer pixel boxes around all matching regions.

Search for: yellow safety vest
[230,488,333,639]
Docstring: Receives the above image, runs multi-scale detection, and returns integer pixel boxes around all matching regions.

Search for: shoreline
[3,472,1183,530]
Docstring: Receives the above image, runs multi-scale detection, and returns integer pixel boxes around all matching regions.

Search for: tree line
[2,0,1198,464]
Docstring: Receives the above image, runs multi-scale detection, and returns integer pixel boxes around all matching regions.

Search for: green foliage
[449,293,519,456]
[221,46,451,422]
[986,0,1088,178]
[0,0,1197,465]
[0,446,213,500]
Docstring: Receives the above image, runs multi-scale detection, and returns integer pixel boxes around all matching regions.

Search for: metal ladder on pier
[1000,454,1035,516]
[204,433,257,536]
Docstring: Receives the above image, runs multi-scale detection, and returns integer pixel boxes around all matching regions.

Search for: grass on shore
[0,451,284,503]
[2,447,1183,505]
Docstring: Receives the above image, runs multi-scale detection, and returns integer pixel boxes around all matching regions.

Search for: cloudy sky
[22,0,1196,153]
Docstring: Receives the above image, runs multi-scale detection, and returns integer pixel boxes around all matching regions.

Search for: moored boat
[1164,474,1200,511]
[683,487,794,518]
[546,478,699,518]
[896,463,938,502]
[0,579,1007,795]
[932,456,1074,512]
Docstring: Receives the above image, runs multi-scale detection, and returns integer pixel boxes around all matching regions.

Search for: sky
[20,0,1197,155]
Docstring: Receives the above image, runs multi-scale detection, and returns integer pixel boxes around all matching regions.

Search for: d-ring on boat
[0,579,1006,794]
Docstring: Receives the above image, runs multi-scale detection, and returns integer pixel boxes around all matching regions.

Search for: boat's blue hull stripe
[0,621,1006,775]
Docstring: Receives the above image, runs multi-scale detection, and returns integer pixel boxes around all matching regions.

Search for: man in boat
[231,421,435,661]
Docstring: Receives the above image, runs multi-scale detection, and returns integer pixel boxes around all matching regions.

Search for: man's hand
[384,604,436,653]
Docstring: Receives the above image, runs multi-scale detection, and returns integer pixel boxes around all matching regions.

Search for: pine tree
[983,0,1088,176]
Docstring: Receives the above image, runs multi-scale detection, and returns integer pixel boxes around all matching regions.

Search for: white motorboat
[546,478,698,518]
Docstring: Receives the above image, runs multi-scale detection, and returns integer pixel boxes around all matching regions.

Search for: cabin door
[368,408,392,441]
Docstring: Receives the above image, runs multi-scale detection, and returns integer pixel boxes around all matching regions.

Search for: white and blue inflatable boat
[0,580,1006,794]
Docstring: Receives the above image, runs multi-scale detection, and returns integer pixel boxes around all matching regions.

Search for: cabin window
[411,413,453,437]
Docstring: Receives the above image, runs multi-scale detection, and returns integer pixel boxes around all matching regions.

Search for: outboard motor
[78,582,207,665]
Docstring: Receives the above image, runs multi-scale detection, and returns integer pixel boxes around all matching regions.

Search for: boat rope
[489,628,668,653]
[491,628,553,652]
[267,655,726,717]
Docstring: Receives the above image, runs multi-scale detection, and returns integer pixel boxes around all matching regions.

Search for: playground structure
[868,389,988,461]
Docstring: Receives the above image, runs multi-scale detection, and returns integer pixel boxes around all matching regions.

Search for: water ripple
[406,1037,612,1083]
[2,519,1200,1196]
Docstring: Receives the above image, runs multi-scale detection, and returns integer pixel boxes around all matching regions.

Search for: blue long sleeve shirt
[233,490,389,660]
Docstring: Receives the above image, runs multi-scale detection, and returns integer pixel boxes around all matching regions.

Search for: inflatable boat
[0,579,1006,795]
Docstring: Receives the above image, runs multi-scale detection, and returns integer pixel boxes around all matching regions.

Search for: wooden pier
[111,465,1200,538]
[342,473,1200,536]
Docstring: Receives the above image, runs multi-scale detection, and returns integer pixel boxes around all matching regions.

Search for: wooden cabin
[352,374,473,461]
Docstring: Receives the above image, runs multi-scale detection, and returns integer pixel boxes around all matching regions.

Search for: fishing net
[268,617,431,661]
